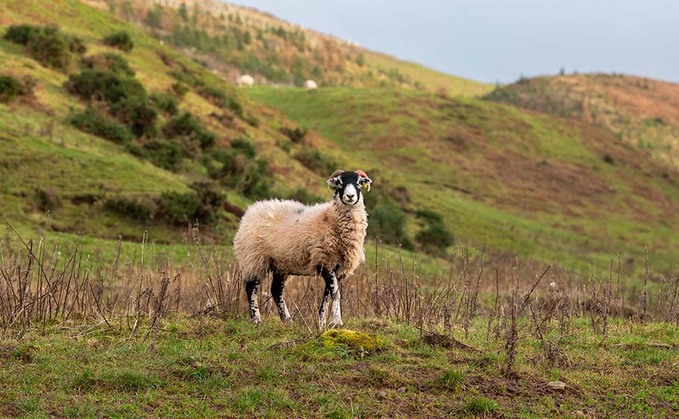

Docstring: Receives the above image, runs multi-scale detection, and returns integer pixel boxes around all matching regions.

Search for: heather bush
[103,31,134,52]
[104,195,157,222]
[0,76,25,103]
[4,25,81,70]
[150,92,179,115]
[162,112,215,152]
[212,137,270,198]
[70,108,133,144]
[81,53,135,76]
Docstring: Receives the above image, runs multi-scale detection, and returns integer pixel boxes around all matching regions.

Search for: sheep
[236,74,255,87]
[303,79,318,90]
[233,169,372,328]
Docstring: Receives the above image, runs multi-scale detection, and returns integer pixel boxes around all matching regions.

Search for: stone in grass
[546,381,566,390]
[320,329,385,354]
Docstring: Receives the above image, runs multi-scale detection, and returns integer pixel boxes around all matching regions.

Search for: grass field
[0,234,678,418]
[2,317,678,417]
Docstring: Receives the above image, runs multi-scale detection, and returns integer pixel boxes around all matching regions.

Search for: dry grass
[3,219,677,342]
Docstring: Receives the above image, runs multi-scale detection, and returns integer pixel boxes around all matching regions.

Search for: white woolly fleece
[233,195,368,281]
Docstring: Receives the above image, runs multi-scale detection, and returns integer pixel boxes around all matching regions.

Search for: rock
[397,386,407,393]
[546,381,566,390]
[376,390,388,400]
[572,410,586,417]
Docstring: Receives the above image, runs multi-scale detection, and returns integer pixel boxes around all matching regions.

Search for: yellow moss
[320,329,384,353]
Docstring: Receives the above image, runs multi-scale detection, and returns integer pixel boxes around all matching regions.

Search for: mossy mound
[320,329,385,354]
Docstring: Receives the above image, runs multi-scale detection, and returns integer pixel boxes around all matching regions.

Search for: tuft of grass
[10,344,37,363]
[458,396,500,415]
[102,370,162,391]
[71,369,96,391]
[234,387,263,413]
[436,368,466,388]
[184,364,211,381]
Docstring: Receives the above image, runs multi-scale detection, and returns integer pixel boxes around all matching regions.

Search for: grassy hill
[2,0,679,278]
[247,86,679,273]
[485,74,679,167]
[0,0,327,252]
[84,0,491,96]
[0,0,447,273]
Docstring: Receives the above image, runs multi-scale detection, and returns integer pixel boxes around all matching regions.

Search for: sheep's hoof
[281,316,292,323]
[250,317,262,325]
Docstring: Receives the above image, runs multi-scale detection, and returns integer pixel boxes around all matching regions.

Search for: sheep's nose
[346,194,355,200]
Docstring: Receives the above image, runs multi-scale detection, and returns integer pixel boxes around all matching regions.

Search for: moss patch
[320,329,386,354]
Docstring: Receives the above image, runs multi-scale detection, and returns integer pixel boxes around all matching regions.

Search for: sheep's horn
[328,169,344,180]
[326,169,343,191]
[355,170,372,192]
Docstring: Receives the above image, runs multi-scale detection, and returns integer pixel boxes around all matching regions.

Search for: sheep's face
[327,170,372,206]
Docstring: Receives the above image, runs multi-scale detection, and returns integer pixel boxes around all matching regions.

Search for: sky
[228,0,679,84]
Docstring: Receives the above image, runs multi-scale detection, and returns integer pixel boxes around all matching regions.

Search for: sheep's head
[327,169,372,206]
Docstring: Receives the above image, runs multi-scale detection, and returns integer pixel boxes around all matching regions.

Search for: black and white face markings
[327,171,371,206]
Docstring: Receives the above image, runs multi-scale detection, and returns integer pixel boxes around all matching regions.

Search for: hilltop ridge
[84,0,491,96]
[486,74,679,167]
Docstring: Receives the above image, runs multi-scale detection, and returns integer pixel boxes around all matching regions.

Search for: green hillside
[247,86,679,272]
[0,0,445,273]
[1,0,678,278]
[485,74,679,167]
[0,0,321,250]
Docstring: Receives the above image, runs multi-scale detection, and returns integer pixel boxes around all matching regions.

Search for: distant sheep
[233,169,372,328]
[237,74,255,87]
[303,79,318,90]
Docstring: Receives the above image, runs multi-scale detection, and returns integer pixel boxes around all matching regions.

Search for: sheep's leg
[330,287,342,327]
[331,275,345,327]
[319,268,342,329]
[318,282,331,329]
[271,272,291,322]
[245,279,261,324]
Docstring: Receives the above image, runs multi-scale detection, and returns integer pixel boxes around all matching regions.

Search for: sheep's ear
[355,170,372,192]
[327,169,344,190]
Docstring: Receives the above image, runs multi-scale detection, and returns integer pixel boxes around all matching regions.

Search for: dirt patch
[422,332,481,352]
[0,403,20,418]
